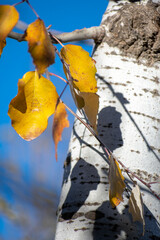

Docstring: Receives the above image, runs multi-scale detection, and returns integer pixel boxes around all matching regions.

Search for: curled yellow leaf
[60,44,97,93]
[0,5,19,41]
[109,154,126,208]
[53,102,69,161]
[25,18,55,74]
[8,71,58,141]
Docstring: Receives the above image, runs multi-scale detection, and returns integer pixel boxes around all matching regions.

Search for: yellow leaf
[0,5,19,41]
[60,44,97,93]
[109,154,126,208]
[0,39,6,56]
[25,18,55,74]
[129,184,145,235]
[8,71,58,140]
[79,92,99,132]
[52,102,69,161]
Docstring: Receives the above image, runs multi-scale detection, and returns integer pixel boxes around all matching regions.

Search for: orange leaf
[25,18,55,74]
[109,154,126,208]
[60,44,97,93]
[0,39,6,56]
[8,71,58,140]
[53,102,69,161]
[0,5,19,41]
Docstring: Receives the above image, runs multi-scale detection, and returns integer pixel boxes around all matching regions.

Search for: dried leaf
[60,44,97,93]
[69,85,85,111]
[0,5,19,41]
[129,184,145,235]
[0,39,6,56]
[109,154,126,208]
[79,92,99,132]
[25,18,55,74]
[53,102,69,161]
[8,71,58,140]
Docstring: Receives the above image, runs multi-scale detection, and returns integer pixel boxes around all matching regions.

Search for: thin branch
[8,26,105,44]
[149,181,160,185]
[49,32,64,47]
[13,0,26,7]
[25,0,39,18]
[117,159,160,201]
[49,72,68,84]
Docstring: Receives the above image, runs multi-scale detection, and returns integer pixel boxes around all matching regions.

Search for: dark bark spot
[85,211,105,220]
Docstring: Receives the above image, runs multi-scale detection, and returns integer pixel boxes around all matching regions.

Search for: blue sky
[0,0,108,239]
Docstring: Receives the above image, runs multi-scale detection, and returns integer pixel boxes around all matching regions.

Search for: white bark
[55,1,160,239]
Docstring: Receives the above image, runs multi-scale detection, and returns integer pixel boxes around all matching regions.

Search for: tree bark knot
[103,0,160,64]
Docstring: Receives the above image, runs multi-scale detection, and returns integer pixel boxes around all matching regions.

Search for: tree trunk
[55,1,160,239]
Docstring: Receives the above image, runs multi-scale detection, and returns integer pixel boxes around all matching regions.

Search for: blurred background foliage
[0,121,60,239]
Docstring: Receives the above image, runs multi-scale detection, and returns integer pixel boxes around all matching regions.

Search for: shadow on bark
[92,200,160,240]
[98,106,123,152]
[96,73,160,162]
[60,158,100,220]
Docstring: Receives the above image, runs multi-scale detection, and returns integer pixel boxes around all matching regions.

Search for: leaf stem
[49,32,64,47]
[13,0,26,7]
[26,0,39,18]
[49,72,68,84]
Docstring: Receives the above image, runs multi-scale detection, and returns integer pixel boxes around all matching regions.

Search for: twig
[56,83,68,109]
[149,181,160,185]
[117,159,160,201]
[25,0,39,18]
[8,26,105,44]
[13,0,26,7]
[49,72,68,84]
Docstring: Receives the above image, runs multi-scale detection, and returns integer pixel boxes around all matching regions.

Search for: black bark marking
[142,88,160,97]
[130,149,140,154]
[129,111,160,122]
[85,211,105,220]
[74,227,90,231]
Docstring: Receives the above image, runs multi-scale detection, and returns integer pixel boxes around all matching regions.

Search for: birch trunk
[55,1,160,239]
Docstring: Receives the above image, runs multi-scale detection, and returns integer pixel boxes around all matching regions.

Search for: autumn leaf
[79,92,99,132]
[24,18,55,74]
[60,44,97,93]
[52,102,69,161]
[69,85,85,111]
[129,184,145,235]
[0,5,19,41]
[8,71,58,140]
[109,154,126,208]
[0,39,6,56]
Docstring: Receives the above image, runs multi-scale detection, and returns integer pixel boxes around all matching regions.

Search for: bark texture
[55,1,160,239]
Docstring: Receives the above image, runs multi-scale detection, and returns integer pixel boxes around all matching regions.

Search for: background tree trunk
[55,1,160,239]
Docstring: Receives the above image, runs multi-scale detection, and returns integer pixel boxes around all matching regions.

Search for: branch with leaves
[8,25,105,44]
[0,1,159,236]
